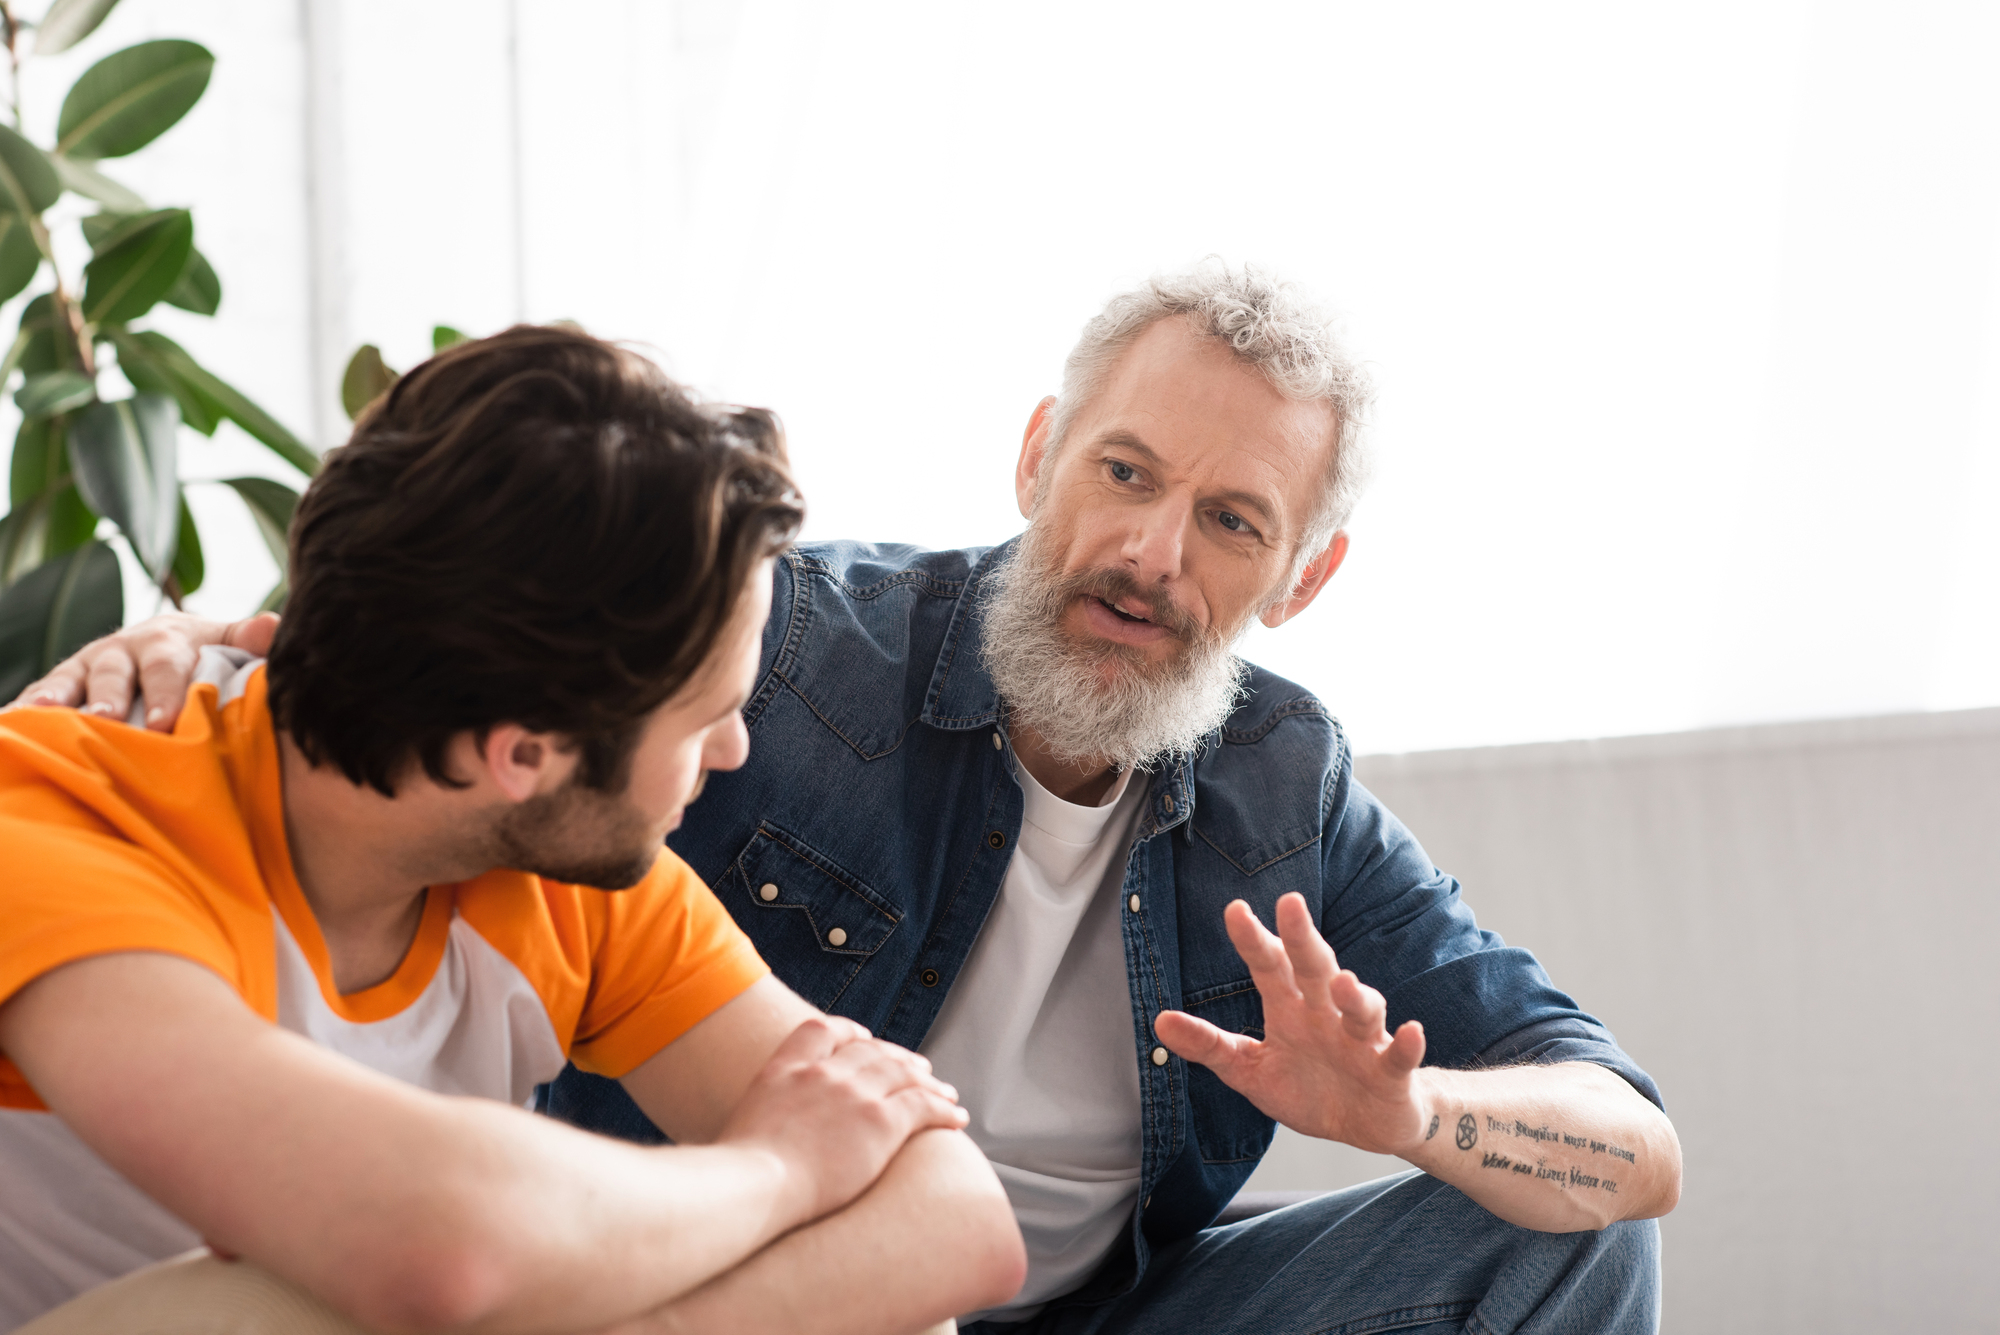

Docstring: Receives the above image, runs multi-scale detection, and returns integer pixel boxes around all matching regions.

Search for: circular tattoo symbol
[1456,1114,1477,1150]
[1425,1114,1441,1141]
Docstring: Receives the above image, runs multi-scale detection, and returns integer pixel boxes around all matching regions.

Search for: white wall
[7,0,1997,755]
[1248,708,2000,1332]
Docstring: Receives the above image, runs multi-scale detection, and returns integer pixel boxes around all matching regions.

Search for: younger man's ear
[478,724,575,803]
[1260,532,1350,629]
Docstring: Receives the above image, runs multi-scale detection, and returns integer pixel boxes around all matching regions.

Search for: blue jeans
[964,1171,1660,1335]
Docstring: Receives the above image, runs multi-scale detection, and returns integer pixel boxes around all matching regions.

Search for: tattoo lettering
[1469,1121,1628,1195]
[1473,1117,1638,1164]
[1425,1115,1441,1141]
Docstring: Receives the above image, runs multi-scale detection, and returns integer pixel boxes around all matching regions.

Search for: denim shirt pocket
[1180,979,1276,1164]
[728,823,901,1012]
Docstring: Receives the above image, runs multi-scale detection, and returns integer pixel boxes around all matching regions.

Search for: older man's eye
[1109,461,1136,483]
[1217,511,1247,532]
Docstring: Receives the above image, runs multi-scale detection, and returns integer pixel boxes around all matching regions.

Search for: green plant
[0,0,316,701]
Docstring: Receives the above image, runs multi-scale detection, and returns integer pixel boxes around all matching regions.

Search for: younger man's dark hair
[267,325,803,796]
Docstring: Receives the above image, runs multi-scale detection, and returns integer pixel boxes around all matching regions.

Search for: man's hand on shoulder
[5,612,276,730]
[1154,893,1430,1156]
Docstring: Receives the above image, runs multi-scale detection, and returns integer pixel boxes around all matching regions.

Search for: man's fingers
[769,1015,849,1066]
[1330,969,1389,1043]
[135,638,201,732]
[81,649,138,721]
[1274,892,1339,1007]
[1222,900,1297,1001]
[8,659,85,709]
[1385,1019,1426,1074]
[224,613,280,656]
[1154,1010,1255,1075]
[890,1086,971,1135]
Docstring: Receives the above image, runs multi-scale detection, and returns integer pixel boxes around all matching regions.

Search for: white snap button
[759,883,779,902]
[827,927,848,947]
[992,732,1003,750]
[1128,894,1141,913]
[1151,1046,1168,1066]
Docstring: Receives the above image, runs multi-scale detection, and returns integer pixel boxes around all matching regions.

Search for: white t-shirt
[920,754,1147,1323]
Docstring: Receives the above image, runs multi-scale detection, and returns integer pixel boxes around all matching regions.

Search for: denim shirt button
[827,927,848,947]
[920,968,940,987]
[991,731,1002,751]
[1162,793,1176,814]
[987,830,1006,849]
[1151,1046,1169,1066]
[758,882,779,902]
[1128,894,1141,913]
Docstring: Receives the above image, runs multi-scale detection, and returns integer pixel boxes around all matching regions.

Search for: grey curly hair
[1045,260,1373,570]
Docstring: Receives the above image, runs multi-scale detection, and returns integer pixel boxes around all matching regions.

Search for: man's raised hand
[716,1015,969,1229]
[1153,893,1432,1156]
[5,612,271,731]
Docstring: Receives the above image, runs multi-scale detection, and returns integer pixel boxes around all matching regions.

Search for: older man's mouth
[1080,593,1178,645]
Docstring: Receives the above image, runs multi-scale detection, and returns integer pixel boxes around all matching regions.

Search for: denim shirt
[546,539,1662,1303]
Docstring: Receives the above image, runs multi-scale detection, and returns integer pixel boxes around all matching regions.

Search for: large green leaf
[177,351,315,472]
[0,123,61,215]
[19,295,81,376]
[0,485,96,588]
[15,370,97,419]
[43,485,97,559]
[220,475,298,575]
[34,0,123,54]
[68,393,178,580]
[81,207,191,324]
[104,328,316,475]
[52,154,147,212]
[80,209,132,250]
[10,415,58,506]
[108,325,220,434]
[169,491,202,596]
[341,344,398,420]
[0,212,41,302]
[57,40,214,161]
[0,540,121,700]
[163,246,219,315]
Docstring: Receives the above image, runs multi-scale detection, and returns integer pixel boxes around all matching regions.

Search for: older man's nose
[1118,501,1190,585]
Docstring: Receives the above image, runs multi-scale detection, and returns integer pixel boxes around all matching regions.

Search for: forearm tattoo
[1451,1112,1635,1195]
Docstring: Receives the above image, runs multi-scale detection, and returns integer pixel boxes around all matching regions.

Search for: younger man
[0,329,1023,1332]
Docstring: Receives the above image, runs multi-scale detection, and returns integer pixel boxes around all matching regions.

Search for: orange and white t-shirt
[0,649,769,1330]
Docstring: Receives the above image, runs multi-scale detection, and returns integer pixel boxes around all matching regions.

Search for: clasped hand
[1154,893,1432,1157]
[718,1015,967,1228]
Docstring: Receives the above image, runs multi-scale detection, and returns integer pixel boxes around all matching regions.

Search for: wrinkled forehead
[1068,321,1340,527]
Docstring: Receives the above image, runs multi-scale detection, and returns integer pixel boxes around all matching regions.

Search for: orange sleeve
[567,849,770,1079]
[0,809,245,1110]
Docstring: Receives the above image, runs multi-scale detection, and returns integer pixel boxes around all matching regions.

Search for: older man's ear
[1260,532,1349,629]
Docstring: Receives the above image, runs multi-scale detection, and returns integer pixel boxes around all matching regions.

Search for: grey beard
[980,530,1249,773]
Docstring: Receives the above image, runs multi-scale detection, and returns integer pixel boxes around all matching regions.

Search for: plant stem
[0,1,20,131]
[24,211,96,378]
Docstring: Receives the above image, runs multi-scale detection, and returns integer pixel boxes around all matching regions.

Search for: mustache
[1051,567,1208,642]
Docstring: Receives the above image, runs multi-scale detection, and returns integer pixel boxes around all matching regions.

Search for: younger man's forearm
[637,1129,1025,1335]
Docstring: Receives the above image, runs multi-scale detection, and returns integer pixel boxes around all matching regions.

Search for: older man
[23,263,1680,1334]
